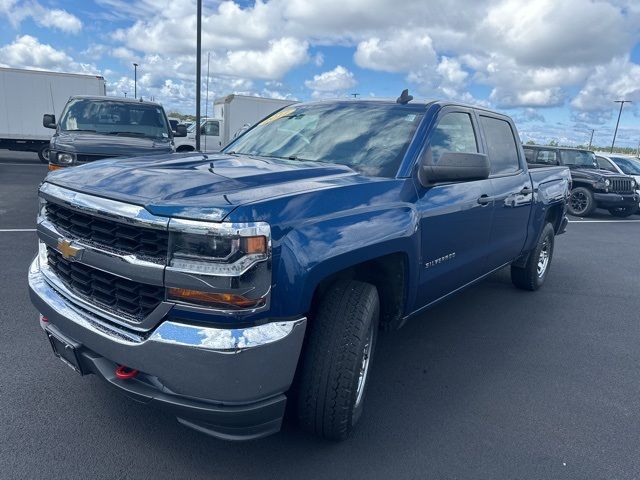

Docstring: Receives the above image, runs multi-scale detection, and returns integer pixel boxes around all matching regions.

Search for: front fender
[270,206,420,318]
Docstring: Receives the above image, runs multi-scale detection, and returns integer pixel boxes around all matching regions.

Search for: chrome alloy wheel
[354,324,374,408]
[537,239,550,278]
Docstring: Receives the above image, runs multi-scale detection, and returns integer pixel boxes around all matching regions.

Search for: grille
[47,247,164,321]
[45,202,168,260]
[609,177,634,193]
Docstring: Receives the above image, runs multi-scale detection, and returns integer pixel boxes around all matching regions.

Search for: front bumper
[28,257,307,440]
[593,191,639,209]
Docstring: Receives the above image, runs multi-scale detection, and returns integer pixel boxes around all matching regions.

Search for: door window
[479,116,520,175]
[429,112,478,164]
[202,121,220,136]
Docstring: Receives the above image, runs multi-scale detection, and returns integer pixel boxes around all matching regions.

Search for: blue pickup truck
[28,96,570,441]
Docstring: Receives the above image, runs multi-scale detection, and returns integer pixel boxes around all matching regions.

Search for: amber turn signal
[168,288,264,309]
[242,236,267,254]
[48,164,63,171]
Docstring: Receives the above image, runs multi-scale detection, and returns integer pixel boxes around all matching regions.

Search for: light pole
[133,63,138,99]
[610,100,631,153]
[588,129,594,150]
[123,92,127,98]
[195,0,202,151]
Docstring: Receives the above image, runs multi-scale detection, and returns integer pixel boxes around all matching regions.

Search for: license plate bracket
[45,325,85,375]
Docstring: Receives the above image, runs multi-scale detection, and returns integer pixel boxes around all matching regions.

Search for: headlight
[631,179,637,189]
[166,219,271,310]
[168,220,270,276]
[56,152,75,164]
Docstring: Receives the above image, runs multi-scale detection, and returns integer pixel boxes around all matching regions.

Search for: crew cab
[524,145,638,217]
[29,96,570,441]
[43,96,186,170]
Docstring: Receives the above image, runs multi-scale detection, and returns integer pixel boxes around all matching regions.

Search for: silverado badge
[57,239,82,260]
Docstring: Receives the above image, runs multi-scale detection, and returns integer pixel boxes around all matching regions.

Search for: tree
[525,140,536,145]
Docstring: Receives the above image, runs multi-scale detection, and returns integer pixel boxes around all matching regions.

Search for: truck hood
[567,166,628,181]
[52,131,173,156]
[45,152,360,221]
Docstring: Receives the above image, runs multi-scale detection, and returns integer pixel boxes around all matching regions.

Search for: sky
[1,0,640,148]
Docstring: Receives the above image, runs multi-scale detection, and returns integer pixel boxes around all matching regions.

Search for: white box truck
[174,94,296,152]
[0,67,106,162]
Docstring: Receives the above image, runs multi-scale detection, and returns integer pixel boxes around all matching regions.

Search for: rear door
[414,108,494,308]
[478,114,532,269]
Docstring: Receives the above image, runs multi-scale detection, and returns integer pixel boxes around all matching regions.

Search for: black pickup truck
[524,145,639,217]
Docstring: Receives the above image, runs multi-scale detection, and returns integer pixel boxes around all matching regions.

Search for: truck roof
[0,66,105,81]
[523,144,594,152]
[69,95,162,107]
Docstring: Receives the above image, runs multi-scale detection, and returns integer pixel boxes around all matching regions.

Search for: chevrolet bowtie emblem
[57,239,82,260]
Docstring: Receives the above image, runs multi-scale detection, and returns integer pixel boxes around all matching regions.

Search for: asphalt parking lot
[1,153,640,480]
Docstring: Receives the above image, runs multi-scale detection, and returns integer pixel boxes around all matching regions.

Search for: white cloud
[37,8,83,34]
[1,1,82,33]
[0,35,97,73]
[304,65,356,97]
[354,30,436,73]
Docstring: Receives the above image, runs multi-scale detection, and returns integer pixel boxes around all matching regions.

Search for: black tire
[37,144,50,163]
[511,222,555,291]
[297,279,380,440]
[608,206,637,218]
[567,187,595,217]
[176,145,195,153]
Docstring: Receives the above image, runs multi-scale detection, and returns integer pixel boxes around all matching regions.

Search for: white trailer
[0,67,106,162]
[175,94,296,152]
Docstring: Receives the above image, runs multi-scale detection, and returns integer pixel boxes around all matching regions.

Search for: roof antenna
[396,89,413,105]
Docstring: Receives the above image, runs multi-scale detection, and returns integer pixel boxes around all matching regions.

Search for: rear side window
[480,116,520,175]
[536,149,557,165]
[429,112,478,164]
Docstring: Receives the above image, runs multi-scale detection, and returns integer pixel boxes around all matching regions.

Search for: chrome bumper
[29,257,306,403]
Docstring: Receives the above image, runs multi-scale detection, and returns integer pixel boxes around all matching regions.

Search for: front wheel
[567,187,595,217]
[296,279,379,440]
[37,144,50,163]
[608,206,638,218]
[511,222,555,291]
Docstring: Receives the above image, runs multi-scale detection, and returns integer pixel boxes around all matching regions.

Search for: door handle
[477,194,492,205]
[520,186,533,195]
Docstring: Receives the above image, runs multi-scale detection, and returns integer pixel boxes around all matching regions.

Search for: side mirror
[174,124,187,137]
[419,151,490,186]
[43,114,56,129]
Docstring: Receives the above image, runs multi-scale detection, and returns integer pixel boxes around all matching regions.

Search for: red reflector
[40,315,49,323]
[115,365,139,380]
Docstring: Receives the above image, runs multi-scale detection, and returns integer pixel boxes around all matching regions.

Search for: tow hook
[115,365,139,380]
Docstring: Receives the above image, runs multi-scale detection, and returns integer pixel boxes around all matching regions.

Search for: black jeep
[524,145,638,217]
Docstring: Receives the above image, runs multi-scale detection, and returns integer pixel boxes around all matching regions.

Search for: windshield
[560,150,597,168]
[225,103,424,177]
[59,98,170,139]
[611,156,640,175]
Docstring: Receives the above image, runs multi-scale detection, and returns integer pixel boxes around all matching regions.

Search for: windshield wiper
[64,129,96,132]
[107,131,148,137]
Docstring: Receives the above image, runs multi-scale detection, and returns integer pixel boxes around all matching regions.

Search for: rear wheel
[296,279,379,440]
[567,187,595,217]
[608,206,637,218]
[37,144,50,163]
[511,222,555,291]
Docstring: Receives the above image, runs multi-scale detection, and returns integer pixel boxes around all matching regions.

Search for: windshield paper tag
[405,114,416,122]
[259,107,296,126]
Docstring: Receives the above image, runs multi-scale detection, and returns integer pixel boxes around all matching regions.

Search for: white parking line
[0,229,37,232]
[568,219,640,223]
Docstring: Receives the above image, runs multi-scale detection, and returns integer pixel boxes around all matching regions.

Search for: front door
[201,120,222,151]
[414,109,494,309]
